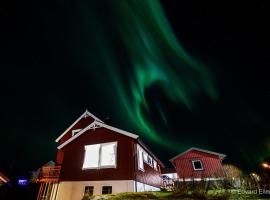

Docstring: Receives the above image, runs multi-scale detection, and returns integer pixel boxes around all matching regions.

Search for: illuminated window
[192,160,203,170]
[82,142,117,169]
[84,186,94,196]
[100,142,116,167]
[153,160,157,170]
[143,152,148,162]
[102,186,112,194]
[137,146,144,171]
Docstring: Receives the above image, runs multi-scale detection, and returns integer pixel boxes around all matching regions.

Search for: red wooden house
[37,110,163,200]
[170,147,226,181]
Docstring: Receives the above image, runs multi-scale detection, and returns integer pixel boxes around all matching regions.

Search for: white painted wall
[135,181,160,192]
[56,180,134,200]
[55,180,160,200]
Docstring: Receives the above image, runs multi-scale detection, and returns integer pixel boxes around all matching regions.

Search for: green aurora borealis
[77,0,218,150]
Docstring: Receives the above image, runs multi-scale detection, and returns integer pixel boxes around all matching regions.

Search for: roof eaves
[57,121,96,149]
[137,139,165,167]
[55,110,103,142]
[95,121,139,139]
[169,147,226,162]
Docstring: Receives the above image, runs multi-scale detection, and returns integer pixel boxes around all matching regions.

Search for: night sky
[1,1,270,179]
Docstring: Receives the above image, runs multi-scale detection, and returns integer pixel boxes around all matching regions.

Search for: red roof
[170,147,226,162]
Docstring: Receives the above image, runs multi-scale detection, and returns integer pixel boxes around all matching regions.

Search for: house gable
[170,147,226,162]
[57,121,139,149]
[55,110,103,144]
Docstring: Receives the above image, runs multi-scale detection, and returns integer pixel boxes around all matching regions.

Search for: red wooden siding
[172,150,223,179]
[59,116,94,145]
[59,127,135,181]
[136,162,162,188]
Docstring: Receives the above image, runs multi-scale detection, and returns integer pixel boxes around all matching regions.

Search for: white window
[192,160,203,170]
[82,142,117,169]
[100,143,116,167]
[143,152,148,162]
[153,160,157,170]
[137,146,144,171]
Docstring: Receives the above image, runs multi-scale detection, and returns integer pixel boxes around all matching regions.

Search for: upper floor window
[153,160,157,170]
[82,142,117,169]
[192,160,203,170]
[137,146,144,171]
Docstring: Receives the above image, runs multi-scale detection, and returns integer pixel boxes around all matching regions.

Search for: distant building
[160,168,178,188]
[170,147,226,181]
[37,110,163,200]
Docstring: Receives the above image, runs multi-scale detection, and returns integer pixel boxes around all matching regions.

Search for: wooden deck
[37,166,61,183]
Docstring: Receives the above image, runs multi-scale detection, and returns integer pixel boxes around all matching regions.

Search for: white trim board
[55,110,103,142]
[57,121,139,149]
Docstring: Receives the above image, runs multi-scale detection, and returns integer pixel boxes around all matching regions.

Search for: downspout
[134,142,138,192]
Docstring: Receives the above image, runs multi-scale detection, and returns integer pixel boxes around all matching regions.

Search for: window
[100,143,116,167]
[137,146,144,171]
[84,186,94,196]
[147,156,153,166]
[102,186,112,194]
[153,160,157,170]
[143,152,148,162]
[82,142,117,169]
[72,129,81,136]
[192,160,203,170]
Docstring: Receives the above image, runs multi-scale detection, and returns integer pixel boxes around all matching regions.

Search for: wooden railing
[37,166,61,183]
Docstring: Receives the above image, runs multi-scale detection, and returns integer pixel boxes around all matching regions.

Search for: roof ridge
[170,147,226,162]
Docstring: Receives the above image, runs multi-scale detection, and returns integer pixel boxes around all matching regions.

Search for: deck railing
[38,166,61,182]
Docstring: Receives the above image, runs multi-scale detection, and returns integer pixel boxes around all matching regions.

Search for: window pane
[100,143,116,167]
[83,144,100,169]
[143,152,148,162]
[153,160,157,170]
[85,186,94,196]
[192,160,203,170]
[147,155,153,166]
[138,147,144,170]
[102,186,112,194]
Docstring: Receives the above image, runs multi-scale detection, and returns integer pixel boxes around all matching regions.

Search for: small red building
[170,147,226,181]
[38,110,163,200]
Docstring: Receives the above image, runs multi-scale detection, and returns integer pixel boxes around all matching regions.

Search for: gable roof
[57,120,139,149]
[170,147,226,162]
[55,110,103,142]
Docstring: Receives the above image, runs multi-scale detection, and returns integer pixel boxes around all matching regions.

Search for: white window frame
[192,160,203,171]
[82,141,117,170]
[147,155,153,167]
[153,160,157,170]
[137,145,144,171]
